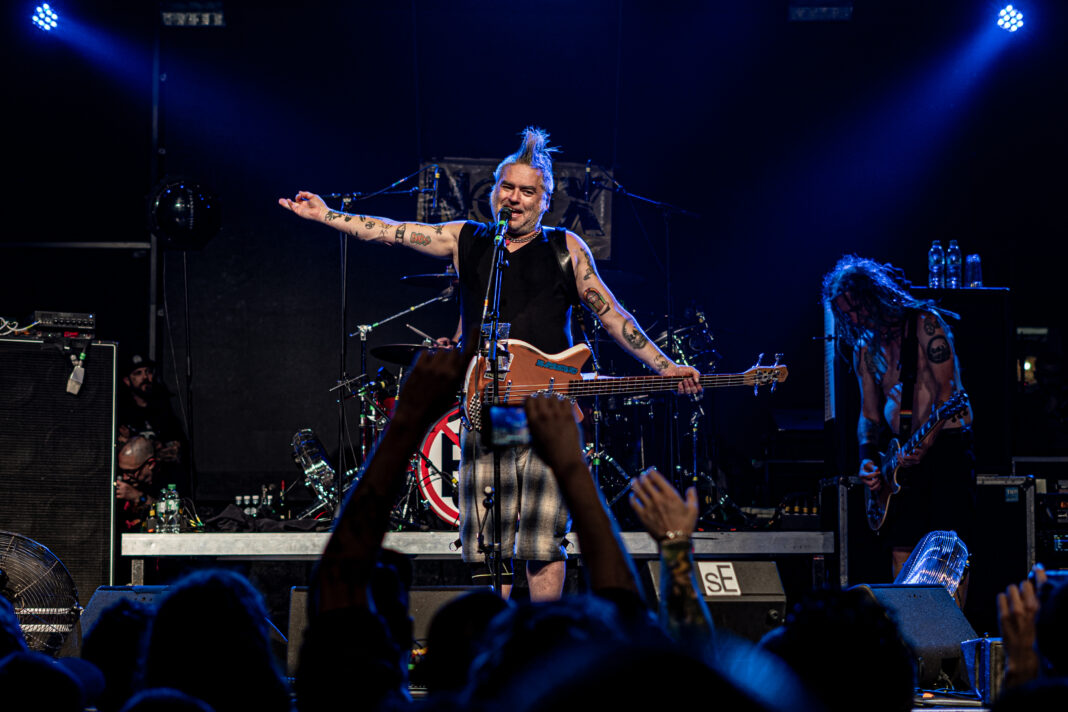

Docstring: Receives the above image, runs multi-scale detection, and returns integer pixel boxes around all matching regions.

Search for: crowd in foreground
[2,344,1066,711]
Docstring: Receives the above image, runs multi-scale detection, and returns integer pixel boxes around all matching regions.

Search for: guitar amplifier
[964,475,1035,636]
[0,338,117,604]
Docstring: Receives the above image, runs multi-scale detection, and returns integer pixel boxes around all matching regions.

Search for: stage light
[997,5,1024,32]
[32,3,59,31]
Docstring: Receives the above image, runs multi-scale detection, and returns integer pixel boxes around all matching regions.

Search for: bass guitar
[461,339,788,431]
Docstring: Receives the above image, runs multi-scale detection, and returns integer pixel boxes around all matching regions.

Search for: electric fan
[0,531,81,655]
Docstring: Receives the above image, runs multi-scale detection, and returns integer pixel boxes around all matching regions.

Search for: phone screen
[486,405,530,448]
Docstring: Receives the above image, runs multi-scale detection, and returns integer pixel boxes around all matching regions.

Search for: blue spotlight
[997,5,1024,32]
[32,3,59,31]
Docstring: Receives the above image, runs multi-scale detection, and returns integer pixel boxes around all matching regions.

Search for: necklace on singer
[505,228,542,247]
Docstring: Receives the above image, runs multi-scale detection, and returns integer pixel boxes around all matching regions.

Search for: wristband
[659,530,691,543]
[858,442,879,463]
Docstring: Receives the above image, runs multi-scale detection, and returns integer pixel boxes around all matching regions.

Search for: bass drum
[416,405,462,528]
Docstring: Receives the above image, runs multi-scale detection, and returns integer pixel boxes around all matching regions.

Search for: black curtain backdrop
[3,0,1066,500]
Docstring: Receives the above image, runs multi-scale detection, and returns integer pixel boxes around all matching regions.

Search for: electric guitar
[460,339,788,431]
[864,390,970,531]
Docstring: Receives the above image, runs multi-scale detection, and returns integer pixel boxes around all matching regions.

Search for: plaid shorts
[458,429,571,563]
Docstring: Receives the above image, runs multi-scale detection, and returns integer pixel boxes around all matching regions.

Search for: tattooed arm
[899,311,968,465]
[565,233,701,394]
[278,190,461,259]
[855,344,885,492]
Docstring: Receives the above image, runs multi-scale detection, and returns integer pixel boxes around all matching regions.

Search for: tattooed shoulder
[926,335,952,364]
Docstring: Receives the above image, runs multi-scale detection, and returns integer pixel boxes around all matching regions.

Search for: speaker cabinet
[854,584,978,688]
[647,560,786,642]
[0,338,117,605]
[964,476,1036,636]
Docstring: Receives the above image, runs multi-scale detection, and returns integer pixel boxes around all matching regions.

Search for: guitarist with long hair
[280,127,700,601]
[823,256,975,580]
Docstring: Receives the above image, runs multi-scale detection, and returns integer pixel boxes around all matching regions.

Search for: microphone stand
[323,165,440,522]
[477,209,511,594]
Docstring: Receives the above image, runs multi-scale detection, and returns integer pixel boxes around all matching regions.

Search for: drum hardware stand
[349,286,456,459]
[591,164,700,493]
[321,166,442,523]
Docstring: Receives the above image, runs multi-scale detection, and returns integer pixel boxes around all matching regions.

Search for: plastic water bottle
[163,484,179,533]
[946,240,962,289]
[928,240,945,288]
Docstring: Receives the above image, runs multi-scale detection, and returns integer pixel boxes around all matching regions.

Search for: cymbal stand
[348,286,456,459]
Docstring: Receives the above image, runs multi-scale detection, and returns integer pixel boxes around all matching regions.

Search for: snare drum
[416,405,462,528]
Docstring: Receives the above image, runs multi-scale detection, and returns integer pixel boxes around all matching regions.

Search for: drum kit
[287,268,737,531]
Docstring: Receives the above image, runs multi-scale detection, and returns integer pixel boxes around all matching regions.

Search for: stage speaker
[286,584,492,676]
[60,585,169,656]
[854,584,977,688]
[0,338,117,605]
[647,560,786,642]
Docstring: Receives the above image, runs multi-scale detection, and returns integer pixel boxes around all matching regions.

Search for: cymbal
[370,343,430,365]
[401,272,459,288]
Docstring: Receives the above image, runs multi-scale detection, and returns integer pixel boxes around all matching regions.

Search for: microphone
[494,206,512,243]
[431,165,440,211]
[584,159,592,202]
[66,349,87,395]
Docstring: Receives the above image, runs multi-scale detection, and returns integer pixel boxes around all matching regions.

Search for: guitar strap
[897,310,919,439]
[546,226,600,365]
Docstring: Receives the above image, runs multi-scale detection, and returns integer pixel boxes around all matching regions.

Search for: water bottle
[165,484,180,533]
[927,240,945,288]
[946,240,962,289]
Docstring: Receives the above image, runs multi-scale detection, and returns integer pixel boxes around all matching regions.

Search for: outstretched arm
[524,393,640,595]
[279,190,462,259]
[565,233,701,395]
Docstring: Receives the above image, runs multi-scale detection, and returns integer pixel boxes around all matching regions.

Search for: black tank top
[457,221,573,354]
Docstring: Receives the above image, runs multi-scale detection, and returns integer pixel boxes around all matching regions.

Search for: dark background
[3,0,1066,506]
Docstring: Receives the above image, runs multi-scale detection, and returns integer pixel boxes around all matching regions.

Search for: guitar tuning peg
[770,354,782,393]
[752,352,764,368]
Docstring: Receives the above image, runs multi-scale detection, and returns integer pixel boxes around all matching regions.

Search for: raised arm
[312,341,474,614]
[279,190,462,259]
[565,233,700,394]
[629,467,713,649]
[524,393,640,595]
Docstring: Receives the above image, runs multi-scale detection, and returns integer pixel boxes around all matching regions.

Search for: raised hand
[998,563,1046,688]
[524,393,587,477]
[629,468,698,541]
[392,339,476,430]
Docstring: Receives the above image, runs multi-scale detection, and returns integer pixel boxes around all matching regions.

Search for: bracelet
[659,530,691,543]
